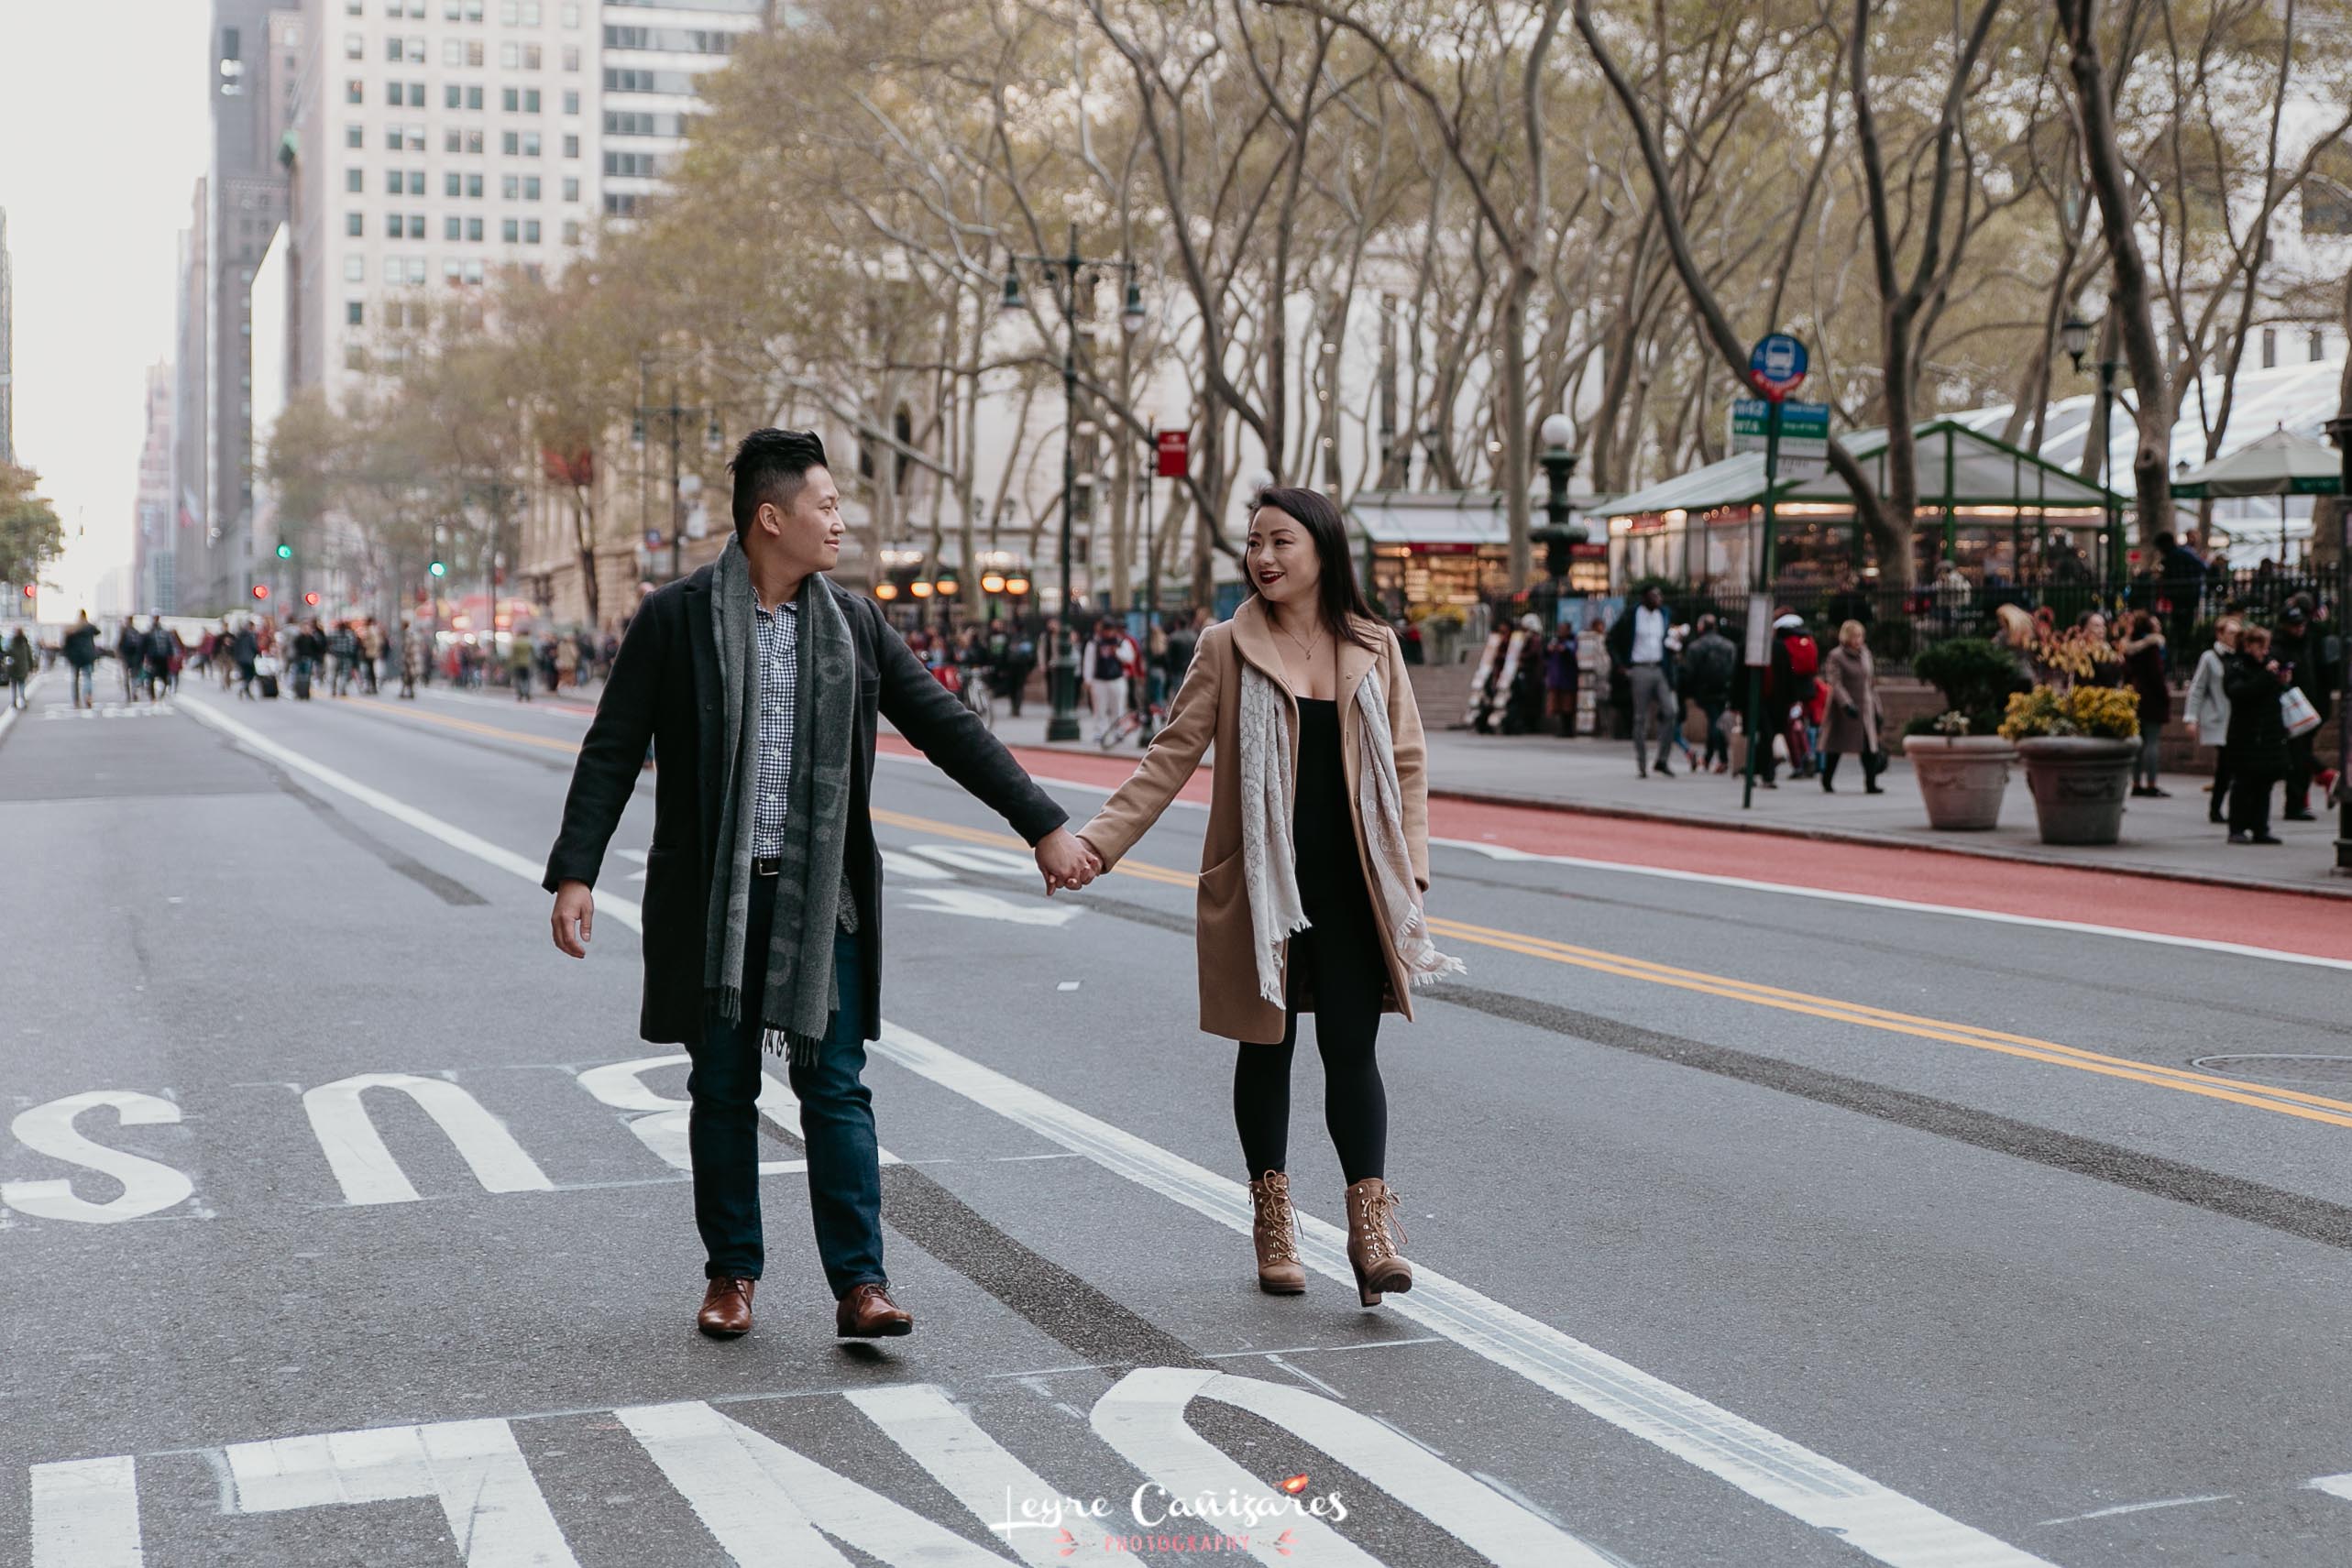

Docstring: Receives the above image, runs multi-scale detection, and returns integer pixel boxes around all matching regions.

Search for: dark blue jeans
[689,900,885,1299]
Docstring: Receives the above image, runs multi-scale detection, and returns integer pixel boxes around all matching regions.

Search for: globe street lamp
[1001,227,1144,741]
[2062,311,2127,602]
[1530,412,1585,626]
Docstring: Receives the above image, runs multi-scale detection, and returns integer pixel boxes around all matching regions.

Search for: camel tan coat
[1074,597,1432,1044]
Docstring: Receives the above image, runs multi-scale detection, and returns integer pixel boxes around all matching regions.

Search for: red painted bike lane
[883,737,2352,965]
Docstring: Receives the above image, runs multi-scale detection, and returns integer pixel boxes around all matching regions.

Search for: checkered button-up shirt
[750,594,858,934]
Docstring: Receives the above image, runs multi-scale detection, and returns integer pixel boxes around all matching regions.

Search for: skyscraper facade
[137,364,177,613]
[0,206,15,468]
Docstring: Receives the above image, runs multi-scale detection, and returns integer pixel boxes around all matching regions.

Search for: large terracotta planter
[2016,735,2138,845]
[1902,734,2016,830]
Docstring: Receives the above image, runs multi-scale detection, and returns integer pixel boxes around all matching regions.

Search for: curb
[1425,784,2352,904]
[980,731,2352,904]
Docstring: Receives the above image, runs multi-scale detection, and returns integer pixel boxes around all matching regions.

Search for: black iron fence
[1623,567,2344,679]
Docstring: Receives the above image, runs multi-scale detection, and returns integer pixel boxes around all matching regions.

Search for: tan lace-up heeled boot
[1247,1170,1307,1294]
[1343,1178,1412,1307]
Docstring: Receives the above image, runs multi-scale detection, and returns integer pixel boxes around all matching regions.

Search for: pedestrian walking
[507,630,536,701]
[1086,618,1137,743]
[116,617,148,702]
[2118,610,2171,798]
[146,619,179,702]
[544,429,1091,1342]
[1819,620,1885,794]
[2221,622,2291,845]
[328,620,360,697]
[1608,585,1679,777]
[1541,622,1578,739]
[1073,487,1456,1309]
[361,620,385,694]
[1681,613,1737,772]
[4,625,33,708]
[1759,612,1819,786]
[2271,604,2336,821]
[228,620,260,698]
[61,611,101,709]
[399,620,424,699]
[2185,617,2237,822]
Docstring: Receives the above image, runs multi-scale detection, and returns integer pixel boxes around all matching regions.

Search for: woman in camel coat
[1075,487,1455,1308]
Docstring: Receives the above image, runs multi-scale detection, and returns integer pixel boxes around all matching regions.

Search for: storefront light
[981,572,1007,594]
[909,580,935,598]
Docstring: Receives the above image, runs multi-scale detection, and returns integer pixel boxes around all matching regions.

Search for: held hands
[1036,828,1104,895]
[551,880,595,958]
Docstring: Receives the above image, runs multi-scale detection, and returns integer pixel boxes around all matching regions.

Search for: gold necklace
[1275,617,1323,662]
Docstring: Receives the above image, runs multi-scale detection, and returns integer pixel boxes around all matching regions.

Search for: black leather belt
[753,854,782,877]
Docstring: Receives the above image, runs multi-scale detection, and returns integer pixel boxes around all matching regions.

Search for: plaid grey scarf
[703,541,856,1065]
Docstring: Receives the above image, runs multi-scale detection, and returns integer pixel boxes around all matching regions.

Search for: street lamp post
[1531,412,1585,629]
[633,365,721,583]
[2325,412,2352,874]
[2061,313,2127,607]
[1000,227,1145,741]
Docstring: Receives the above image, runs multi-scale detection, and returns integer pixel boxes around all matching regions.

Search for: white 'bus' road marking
[28,1454,145,1567]
[178,701,2064,1568]
[888,751,2352,974]
[573,1053,904,1176]
[3,1091,193,1224]
[302,1071,555,1205]
[225,1419,577,1567]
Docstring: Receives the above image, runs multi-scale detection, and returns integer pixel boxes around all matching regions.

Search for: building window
[346,212,364,236]
[561,2,578,25]
[467,172,483,196]
[501,173,518,200]
[410,169,426,193]
[563,219,581,245]
[383,35,401,60]
[383,125,403,149]
[2262,328,2278,369]
[563,133,579,158]
[346,0,362,12]
[502,86,518,111]
[524,44,542,69]
[386,81,404,105]
[445,171,461,197]
[527,219,544,243]
[385,169,403,194]
[501,129,519,154]
[345,257,366,281]
[444,38,462,65]
[603,192,637,216]
[347,301,365,326]
[347,167,364,192]
[502,217,520,243]
[2314,330,2329,364]
[345,32,363,59]
[467,216,484,240]
[522,130,541,155]
[562,90,579,115]
[500,0,516,20]
[604,151,664,179]
[346,78,364,103]
[562,175,578,202]
[445,214,462,238]
[562,45,578,71]
[385,212,402,237]
[346,122,364,147]
[384,257,405,284]
[500,40,518,69]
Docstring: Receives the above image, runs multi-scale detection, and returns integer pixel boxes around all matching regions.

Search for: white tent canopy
[2172,426,2345,499]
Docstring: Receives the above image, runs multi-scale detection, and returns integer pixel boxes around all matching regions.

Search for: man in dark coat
[544,429,1099,1342]
[2222,622,2292,845]
[2271,603,2336,820]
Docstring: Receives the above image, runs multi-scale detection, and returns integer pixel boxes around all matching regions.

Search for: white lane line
[29,1453,145,1567]
[225,1418,578,1566]
[894,752,2352,973]
[203,710,2055,1568]
[179,693,641,928]
[2032,1492,2233,1526]
[873,1020,2055,1568]
[0,669,41,750]
[842,1384,1117,1564]
[2308,1473,2352,1503]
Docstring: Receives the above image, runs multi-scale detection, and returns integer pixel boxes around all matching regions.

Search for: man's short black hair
[729,428,829,539]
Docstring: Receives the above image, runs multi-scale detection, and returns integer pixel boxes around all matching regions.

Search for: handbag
[2282,686,2322,739]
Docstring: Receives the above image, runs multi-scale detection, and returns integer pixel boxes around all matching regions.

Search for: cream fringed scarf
[1236,659,1462,1004]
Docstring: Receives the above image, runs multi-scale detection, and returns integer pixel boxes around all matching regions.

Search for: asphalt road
[6,669,2352,1568]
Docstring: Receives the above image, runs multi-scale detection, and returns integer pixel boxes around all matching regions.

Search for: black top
[1291,698,1361,914]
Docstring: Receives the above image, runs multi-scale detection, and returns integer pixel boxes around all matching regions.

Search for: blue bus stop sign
[1750,334,1808,399]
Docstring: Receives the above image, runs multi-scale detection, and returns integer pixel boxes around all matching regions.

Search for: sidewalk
[969,700,2352,899]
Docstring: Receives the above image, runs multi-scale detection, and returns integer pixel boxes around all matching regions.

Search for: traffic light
[18,584,33,600]
[276,542,293,560]
[252,585,270,600]
[429,560,447,578]
[303,591,322,607]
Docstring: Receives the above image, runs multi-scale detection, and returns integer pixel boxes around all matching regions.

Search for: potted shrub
[1902,638,2020,830]
[1999,685,2141,845]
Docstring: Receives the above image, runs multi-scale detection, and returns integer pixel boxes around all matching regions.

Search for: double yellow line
[347,699,2351,1134]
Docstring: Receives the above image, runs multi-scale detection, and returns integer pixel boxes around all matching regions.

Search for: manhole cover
[2193,1054,2352,1086]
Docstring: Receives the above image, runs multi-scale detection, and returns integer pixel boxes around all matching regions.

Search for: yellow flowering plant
[1998,684,2140,741]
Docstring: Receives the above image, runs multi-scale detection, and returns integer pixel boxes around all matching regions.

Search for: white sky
[0,0,210,614]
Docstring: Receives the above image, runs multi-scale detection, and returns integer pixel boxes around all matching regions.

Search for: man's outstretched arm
[544,603,666,954]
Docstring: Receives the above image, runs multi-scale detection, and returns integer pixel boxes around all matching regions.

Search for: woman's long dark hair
[1249,486,1379,651]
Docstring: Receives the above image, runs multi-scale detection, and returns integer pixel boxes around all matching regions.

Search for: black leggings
[1232,915,1389,1185]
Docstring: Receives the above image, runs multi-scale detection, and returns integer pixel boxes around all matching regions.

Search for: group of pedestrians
[544,433,1440,1341]
[2183,605,2339,845]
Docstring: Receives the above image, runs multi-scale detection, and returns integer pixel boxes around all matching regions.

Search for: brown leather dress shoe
[697,1276,755,1338]
[835,1282,913,1338]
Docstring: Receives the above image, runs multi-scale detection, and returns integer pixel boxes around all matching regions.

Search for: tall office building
[0,206,14,467]
[136,364,177,612]
[170,181,209,611]
[596,2,762,221]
